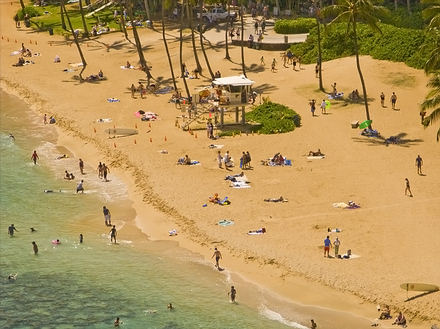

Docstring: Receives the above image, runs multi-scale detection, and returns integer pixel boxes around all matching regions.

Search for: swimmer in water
[8,273,17,281]
[8,224,18,237]
[9,133,15,141]
[32,241,38,255]
[167,303,174,310]
[109,225,117,244]
[31,150,39,165]
[311,319,317,329]
[30,227,37,232]
[228,286,236,303]
[114,317,121,327]
[79,233,83,243]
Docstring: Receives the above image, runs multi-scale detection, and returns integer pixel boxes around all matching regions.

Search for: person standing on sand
[311,319,317,329]
[103,164,110,182]
[8,224,18,237]
[271,58,277,72]
[415,155,423,175]
[103,206,111,226]
[405,178,413,197]
[217,151,223,169]
[324,236,332,257]
[109,225,117,244]
[44,114,47,124]
[334,237,341,257]
[131,84,136,98]
[32,241,38,255]
[212,247,222,269]
[79,233,83,243]
[229,285,237,303]
[97,162,103,178]
[79,158,84,175]
[76,180,84,194]
[31,150,39,165]
[260,56,265,66]
[309,99,316,117]
[380,92,385,107]
[390,92,397,110]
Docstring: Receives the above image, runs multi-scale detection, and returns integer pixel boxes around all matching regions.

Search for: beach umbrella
[359,120,372,129]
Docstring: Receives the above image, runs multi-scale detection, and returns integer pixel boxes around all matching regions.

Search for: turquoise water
[0,91,306,329]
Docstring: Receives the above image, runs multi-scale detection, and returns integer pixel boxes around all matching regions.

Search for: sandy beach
[1,1,439,327]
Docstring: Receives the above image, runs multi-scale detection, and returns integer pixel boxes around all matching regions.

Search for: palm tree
[127,2,153,85]
[119,3,130,42]
[143,0,151,22]
[19,0,25,10]
[78,0,89,37]
[240,1,246,77]
[162,1,178,91]
[180,1,191,101]
[187,1,202,74]
[62,2,87,80]
[324,0,387,126]
[60,0,67,30]
[421,73,440,140]
[315,5,324,91]
[198,0,215,79]
[225,0,231,60]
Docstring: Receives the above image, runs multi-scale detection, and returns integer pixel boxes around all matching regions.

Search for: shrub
[16,6,42,20]
[290,22,434,69]
[274,18,316,34]
[246,102,301,134]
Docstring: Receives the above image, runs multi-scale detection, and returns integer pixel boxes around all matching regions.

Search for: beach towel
[10,51,21,56]
[231,181,250,189]
[327,92,344,100]
[218,197,231,205]
[107,98,120,103]
[329,228,342,233]
[307,155,325,160]
[120,65,135,70]
[218,219,234,226]
[96,118,112,123]
[208,144,224,149]
[266,159,292,166]
[141,112,158,121]
[154,86,174,94]
[69,62,83,67]
[264,197,288,203]
[333,202,349,209]
[339,254,360,259]
[169,229,177,236]
[63,68,75,72]
[361,128,380,137]
[177,159,200,165]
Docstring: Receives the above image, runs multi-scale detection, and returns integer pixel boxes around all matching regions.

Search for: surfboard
[400,283,439,292]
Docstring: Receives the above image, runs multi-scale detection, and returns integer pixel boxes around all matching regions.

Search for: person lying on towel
[264,196,287,203]
[248,228,266,234]
[308,149,324,156]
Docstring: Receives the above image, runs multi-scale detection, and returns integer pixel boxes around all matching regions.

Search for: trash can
[284,35,288,43]
[48,27,53,35]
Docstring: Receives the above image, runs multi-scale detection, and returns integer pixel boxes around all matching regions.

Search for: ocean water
[0,90,313,329]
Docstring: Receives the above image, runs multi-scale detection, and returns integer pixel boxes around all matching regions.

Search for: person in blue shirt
[324,236,332,258]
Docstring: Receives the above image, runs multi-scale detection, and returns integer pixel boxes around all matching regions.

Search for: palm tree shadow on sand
[352,132,423,147]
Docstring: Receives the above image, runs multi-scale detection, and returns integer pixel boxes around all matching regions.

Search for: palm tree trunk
[79,0,89,37]
[162,4,178,91]
[199,1,214,79]
[225,0,231,60]
[407,0,411,14]
[119,5,129,41]
[240,2,246,77]
[63,2,87,80]
[316,17,323,91]
[143,0,151,21]
[128,3,153,85]
[394,0,398,10]
[60,0,67,30]
[180,2,191,101]
[187,3,202,74]
[353,21,371,125]
[19,0,25,10]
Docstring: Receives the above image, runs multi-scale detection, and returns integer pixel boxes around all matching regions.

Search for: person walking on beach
[31,150,39,165]
[260,56,265,66]
[8,224,18,237]
[76,180,84,194]
[79,233,83,243]
[79,158,84,175]
[109,225,117,244]
[32,241,38,255]
[102,164,110,182]
[212,247,222,269]
[390,92,397,110]
[271,58,277,72]
[130,84,136,98]
[309,99,316,117]
[405,178,413,197]
[44,114,47,124]
[334,237,341,257]
[415,155,423,175]
[217,151,223,169]
[97,162,103,178]
[380,92,385,107]
[324,236,332,257]
[320,99,326,114]
[103,206,111,226]
[229,285,237,303]
[310,319,317,329]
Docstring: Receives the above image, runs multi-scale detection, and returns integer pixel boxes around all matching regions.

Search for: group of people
[282,50,302,70]
[270,152,285,165]
[217,150,234,169]
[380,91,398,110]
[239,151,252,169]
[206,121,215,139]
[97,162,110,181]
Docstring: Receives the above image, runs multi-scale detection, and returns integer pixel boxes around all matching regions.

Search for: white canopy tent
[212,75,255,87]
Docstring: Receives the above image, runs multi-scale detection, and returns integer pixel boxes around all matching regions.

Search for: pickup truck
[197,7,237,22]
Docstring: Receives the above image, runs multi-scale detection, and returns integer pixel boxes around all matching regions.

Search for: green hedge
[274,18,316,34]
[16,6,42,20]
[246,102,301,134]
[289,22,434,69]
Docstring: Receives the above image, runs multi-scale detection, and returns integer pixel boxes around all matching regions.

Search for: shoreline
[1,0,439,325]
[0,80,428,329]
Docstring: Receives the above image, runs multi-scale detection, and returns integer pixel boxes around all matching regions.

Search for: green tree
[324,0,387,126]
[421,73,440,140]
[62,2,87,80]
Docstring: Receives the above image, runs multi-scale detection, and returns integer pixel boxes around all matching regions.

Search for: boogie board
[400,283,439,292]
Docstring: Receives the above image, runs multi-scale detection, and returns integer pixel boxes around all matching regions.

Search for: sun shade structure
[212,75,255,87]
